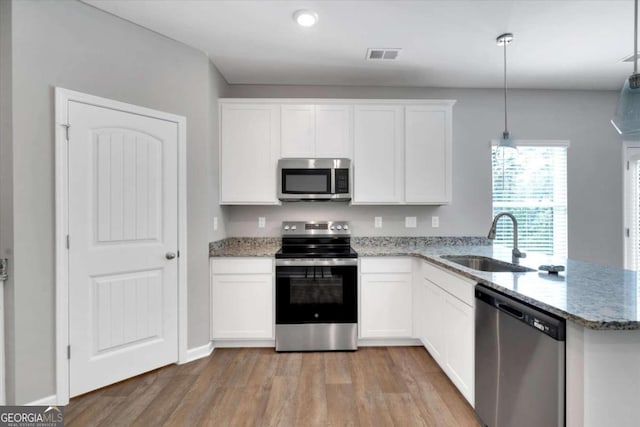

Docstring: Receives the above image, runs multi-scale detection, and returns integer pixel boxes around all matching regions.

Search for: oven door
[275,259,357,324]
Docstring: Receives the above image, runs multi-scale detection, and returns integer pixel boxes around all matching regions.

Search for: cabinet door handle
[166,252,177,260]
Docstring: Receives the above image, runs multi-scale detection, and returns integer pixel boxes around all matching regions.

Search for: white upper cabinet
[353,101,455,205]
[281,104,315,157]
[218,99,454,205]
[281,104,352,158]
[219,103,280,204]
[353,105,404,204]
[405,105,453,204]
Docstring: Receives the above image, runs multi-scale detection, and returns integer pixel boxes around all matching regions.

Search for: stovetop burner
[276,221,357,259]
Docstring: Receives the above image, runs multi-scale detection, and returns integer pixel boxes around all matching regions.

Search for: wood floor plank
[326,383,359,426]
[428,371,480,427]
[130,374,195,426]
[293,352,327,427]
[384,392,429,427]
[274,351,302,377]
[95,370,173,427]
[261,375,299,427]
[324,352,352,385]
[65,346,479,427]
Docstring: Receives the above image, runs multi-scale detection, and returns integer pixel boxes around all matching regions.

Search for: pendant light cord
[504,39,508,134]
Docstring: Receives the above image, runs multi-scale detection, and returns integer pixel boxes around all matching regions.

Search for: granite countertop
[209,237,281,257]
[210,236,640,331]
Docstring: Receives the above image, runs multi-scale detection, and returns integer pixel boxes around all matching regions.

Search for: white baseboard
[212,339,275,348]
[357,338,422,347]
[25,394,58,406]
[183,342,215,364]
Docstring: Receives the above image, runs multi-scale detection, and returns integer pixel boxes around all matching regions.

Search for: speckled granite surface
[209,238,281,257]
[210,236,640,330]
[354,240,640,330]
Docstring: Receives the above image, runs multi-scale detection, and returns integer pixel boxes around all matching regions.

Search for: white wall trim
[54,87,188,404]
[183,342,215,364]
[358,338,422,347]
[25,395,57,406]
[212,340,275,348]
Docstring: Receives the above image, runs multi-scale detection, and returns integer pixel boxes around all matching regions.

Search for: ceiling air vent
[623,52,640,62]
[366,48,401,60]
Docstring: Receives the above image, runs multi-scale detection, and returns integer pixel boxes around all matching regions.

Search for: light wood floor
[65,346,479,426]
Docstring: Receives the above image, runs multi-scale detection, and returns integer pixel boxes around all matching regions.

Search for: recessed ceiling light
[293,10,318,27]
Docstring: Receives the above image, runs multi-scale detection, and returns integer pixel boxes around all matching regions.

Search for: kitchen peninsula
[211,236,640,427]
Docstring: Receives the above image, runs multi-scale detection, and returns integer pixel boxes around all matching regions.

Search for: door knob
[165,252,177,260]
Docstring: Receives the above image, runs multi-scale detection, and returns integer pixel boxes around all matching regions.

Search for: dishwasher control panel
[476,285,565,341]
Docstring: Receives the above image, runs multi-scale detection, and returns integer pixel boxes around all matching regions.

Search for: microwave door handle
[330,171,335,194]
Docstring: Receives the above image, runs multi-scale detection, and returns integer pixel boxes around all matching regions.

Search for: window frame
[490,139,570,258]
[623,143,640,269]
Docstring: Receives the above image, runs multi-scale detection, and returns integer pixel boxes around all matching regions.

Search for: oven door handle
[276,258,358,267]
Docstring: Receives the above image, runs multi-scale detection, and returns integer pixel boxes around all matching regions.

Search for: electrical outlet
[213,216,218,231]
[405,216,417,228]
[432,216,440,228]
[374,216,382,228]
[258,217,266,228]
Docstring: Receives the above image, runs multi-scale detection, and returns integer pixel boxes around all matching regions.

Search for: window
[491,141,568,258]
[624,147,640,270]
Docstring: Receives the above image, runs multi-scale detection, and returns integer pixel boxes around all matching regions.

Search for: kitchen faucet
[488,212,526,264]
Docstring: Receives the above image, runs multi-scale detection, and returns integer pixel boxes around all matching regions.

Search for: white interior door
[67,101,179,397]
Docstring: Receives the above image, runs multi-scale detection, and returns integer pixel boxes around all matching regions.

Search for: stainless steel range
[275,221,358,352]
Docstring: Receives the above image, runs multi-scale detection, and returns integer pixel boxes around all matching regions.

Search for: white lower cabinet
[360,257,413,338]
[210,258,274,340]
[421,261,475,406]
[421,277,446,361]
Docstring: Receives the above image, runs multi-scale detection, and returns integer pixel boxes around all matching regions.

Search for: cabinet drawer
[211,258,273,275]
[422,261,474,306]
[360,257,413,274]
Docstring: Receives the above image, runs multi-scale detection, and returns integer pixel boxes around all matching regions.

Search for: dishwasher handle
[475,284,566,341]
[496,302,524,320]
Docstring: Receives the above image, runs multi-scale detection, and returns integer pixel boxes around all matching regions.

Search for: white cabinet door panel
[315,105,352,158]
[422,278,446,363]
[443,292,475,405]
[220,103,280,204]
[353,105,404,204]
[211,273,273,339]
[405,106,451,204]
[360,273,412,338]
[281,104,315,158]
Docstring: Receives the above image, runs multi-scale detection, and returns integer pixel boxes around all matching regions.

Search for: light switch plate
[258,217,266,228]
[405,216,417,228]
[432,216,440,228]
[213,216,218,231]
[374,217,382,228]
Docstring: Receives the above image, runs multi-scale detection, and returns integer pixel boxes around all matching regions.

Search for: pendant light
[497,33,516,149]
[612,0,640,135]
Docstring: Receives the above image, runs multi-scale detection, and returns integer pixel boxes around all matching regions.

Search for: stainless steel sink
[441,255,535,273]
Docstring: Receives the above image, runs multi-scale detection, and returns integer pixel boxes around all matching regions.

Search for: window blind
[492,144,568,257]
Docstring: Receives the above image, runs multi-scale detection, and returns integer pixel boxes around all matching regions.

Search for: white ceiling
[85,0,635,90]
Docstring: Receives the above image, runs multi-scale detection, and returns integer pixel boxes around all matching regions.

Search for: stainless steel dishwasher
[475,284,565,427]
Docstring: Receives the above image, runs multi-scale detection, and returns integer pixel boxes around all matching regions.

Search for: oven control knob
[291,225,297,230]
[336,225,342,230]
[343,225,349,230]
[330,226,335,230]
[284,225,290,230]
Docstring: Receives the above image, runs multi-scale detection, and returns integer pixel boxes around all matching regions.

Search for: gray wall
[0,0,16,404]
[226,85,623,267]
[8,0,227,403]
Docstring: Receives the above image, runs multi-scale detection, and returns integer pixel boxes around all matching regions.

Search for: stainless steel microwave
[277,158,351,202]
